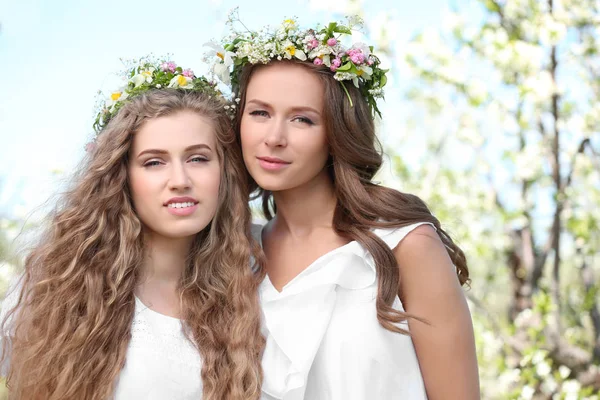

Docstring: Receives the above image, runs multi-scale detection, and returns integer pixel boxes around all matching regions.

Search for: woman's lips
[164,197,199,216]
[257,156,291,171]
[165,203,199,216]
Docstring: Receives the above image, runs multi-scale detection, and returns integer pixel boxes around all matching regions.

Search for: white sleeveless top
[0,286,203,399]
[254,222,431,400]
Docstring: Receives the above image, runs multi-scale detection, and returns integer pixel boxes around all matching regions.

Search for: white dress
[254,222,431,400]
[0,283,203,399]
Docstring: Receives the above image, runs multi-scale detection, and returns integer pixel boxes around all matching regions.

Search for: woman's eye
[249,110,269,117]
[143,160,162,167]
[292,116,314,125]
[189,156,209,163]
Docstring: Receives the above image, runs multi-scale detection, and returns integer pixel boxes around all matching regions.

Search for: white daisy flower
[168,74,194,89]
[106,89,129,109]
[281,40,306,61]
[212,63,231,85]
[204,41,236,68]
[130,67,155,87]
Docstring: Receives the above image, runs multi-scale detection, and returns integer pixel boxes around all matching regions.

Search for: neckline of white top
[262,240,360,295]
[134,295,181,322]
[257,224,361,295]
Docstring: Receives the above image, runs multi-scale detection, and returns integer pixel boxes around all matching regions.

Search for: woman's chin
[254,178,293,192]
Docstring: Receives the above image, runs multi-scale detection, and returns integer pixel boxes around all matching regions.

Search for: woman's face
[128,110,221,240]
[240,63,330,192]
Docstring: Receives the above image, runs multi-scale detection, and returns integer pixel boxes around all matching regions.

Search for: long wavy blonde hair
[1,90,265,399]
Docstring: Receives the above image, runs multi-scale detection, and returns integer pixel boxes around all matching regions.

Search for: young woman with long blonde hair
[0,60,265,400]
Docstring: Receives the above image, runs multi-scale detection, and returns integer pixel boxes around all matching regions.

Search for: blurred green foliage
[400,0,600,398]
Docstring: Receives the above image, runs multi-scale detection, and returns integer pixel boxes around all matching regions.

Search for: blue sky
[0,0,450,219]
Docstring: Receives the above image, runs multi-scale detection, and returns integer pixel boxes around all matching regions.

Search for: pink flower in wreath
[330,57,342,71]
[308,38,319,49]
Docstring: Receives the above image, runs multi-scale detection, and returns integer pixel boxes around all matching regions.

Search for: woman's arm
[394,225,480,400]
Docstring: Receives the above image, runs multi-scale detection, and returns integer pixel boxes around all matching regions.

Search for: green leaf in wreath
[336,61,353,72]
[334,25,351,34]
[380,74,387,88]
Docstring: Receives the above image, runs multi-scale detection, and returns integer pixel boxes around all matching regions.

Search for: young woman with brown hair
[208,16,480,400]
[0,60,265,400]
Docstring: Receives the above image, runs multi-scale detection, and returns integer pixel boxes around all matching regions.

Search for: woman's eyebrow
[137,144,212,158]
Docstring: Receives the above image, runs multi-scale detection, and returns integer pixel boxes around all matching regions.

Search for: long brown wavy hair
[235,60,470,334]
[1,90,265,399]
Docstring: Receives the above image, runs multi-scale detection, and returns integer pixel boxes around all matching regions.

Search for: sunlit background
[1,0,599,398]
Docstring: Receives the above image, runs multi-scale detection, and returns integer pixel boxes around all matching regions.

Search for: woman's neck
[271,169,337,236]
[139,233,193,285]
[135,233,194,318]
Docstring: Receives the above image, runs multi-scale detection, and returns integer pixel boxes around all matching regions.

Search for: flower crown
[205,12,388,118]
[92,56,224,136]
